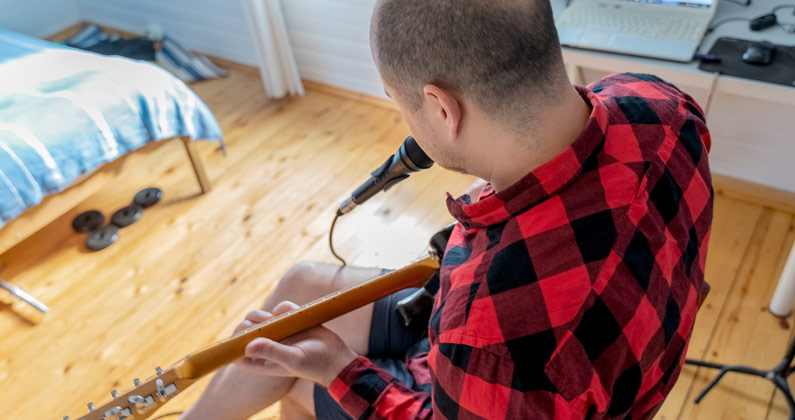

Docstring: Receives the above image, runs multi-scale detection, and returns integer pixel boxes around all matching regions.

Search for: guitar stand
[685,335,795,420]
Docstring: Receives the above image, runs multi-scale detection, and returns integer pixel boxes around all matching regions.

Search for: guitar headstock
[64,363,190,420]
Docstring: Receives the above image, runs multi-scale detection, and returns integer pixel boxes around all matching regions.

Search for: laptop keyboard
[557,8,704,42]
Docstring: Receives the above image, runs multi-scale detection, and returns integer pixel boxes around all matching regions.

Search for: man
[183,0,712,418]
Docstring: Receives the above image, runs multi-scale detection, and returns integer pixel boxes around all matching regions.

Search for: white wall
[7,0,790,192]
[281,0,385,98]
[72,0,387,98]
[0,0,81,38]
[74,0,259,67]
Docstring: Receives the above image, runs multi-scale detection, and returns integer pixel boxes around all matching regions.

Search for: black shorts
[313,287,428,419]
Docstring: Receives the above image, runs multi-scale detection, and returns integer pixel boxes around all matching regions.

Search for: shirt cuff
[328,355,373,401]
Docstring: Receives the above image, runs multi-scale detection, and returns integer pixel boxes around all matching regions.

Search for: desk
[553,0,795,192]
[551,0,795,315]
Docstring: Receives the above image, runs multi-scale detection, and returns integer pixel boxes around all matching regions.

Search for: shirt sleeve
[328,352,591,419]
[328,356,433,419]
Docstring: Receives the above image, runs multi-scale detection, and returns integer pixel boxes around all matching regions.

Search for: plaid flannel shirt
[329,73,713,419]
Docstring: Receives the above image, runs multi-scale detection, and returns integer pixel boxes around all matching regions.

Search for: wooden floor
[0,63,794,420]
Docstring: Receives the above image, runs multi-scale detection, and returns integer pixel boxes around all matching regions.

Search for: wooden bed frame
[0,24,215,263]
[0,137,210,259]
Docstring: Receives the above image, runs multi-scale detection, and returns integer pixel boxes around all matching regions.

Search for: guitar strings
[151,412,183,419]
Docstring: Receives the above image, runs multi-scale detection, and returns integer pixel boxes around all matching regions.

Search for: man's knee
[268,261,338,306]
[282,261,322,286]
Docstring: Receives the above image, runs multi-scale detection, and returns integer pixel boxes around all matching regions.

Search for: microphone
[337,135,434,215]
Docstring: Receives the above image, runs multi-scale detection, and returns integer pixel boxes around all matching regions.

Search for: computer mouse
[742,41,776,65]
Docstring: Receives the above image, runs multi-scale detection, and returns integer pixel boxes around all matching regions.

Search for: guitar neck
[177,255,440,379]
[73,255,440,420]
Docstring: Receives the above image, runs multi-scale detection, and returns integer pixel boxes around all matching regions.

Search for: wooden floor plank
[678,210,795,419]
[1,60,794,419]
[764,216,795,420]
[656,195,764,419]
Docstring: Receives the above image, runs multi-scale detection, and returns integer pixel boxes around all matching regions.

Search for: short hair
[374,0,567,122]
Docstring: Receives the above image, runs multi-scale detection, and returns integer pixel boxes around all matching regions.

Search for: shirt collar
[446,86,608,230]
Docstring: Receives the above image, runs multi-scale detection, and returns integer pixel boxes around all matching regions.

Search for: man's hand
[232,301,358,388]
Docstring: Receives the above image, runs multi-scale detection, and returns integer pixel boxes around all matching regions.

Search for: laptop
[556,0,718,62]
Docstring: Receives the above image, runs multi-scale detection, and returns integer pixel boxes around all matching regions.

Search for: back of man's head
[373,0,568,126]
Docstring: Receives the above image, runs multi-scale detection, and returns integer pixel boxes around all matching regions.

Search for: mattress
[0,29,223,227]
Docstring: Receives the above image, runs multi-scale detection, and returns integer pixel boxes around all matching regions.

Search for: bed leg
[180,137,211,194]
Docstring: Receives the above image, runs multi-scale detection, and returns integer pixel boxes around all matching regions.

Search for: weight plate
[111,204,143,228]
[72,210,105,233]
[86,225,119,251]
[133,187,163,208]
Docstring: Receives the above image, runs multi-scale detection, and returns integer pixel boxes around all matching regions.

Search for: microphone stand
[685,338,795,420]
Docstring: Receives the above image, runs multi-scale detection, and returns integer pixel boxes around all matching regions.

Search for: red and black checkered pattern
[328,73,713,419]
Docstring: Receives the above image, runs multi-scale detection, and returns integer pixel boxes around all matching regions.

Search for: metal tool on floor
[0,279,49,313]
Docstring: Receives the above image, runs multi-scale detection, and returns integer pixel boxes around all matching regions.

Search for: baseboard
[301,80,400,112]
[48,22,150,43]
[47,22,85,43]
[45,24,794,214]
[204,56,260,76]
[49,23,396,110]
[713,173,795,214]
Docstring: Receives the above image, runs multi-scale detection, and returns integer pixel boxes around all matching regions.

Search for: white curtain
[243,0,305,98]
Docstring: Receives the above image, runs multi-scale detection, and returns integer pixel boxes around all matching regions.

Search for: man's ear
[423,84,462,141]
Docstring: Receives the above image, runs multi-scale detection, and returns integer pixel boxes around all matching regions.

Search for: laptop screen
[622,0,713,9]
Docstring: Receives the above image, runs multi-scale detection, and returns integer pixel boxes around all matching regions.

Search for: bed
[0,28,223,255]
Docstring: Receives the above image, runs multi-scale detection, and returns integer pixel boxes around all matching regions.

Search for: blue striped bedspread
[0,29,223,227]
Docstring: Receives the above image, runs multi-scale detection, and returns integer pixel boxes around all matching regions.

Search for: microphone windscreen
[403,136,434,169]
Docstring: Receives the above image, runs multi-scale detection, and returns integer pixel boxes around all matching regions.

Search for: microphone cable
[329,135,433,266]
[329,211,347,266]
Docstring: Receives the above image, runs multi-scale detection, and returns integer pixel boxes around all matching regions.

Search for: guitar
[64,226,452,420]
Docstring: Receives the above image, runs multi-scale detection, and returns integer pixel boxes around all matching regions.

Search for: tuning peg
[154,378,178,402]
[88,402,95,411]
[111,389,120,398]
[129,394,155,413]
[134,378,142,387]
[156,367,164,375]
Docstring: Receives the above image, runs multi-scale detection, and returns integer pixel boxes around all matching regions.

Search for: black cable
[779,22,795,33]
[774,4,795,32]
[329,212,347,266]
[706,17,752,33]
[723,0,751,6]
[706,4,795,33]
[772,4,795,13]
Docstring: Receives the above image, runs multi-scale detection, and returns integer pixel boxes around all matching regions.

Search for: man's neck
[483,86,592,192]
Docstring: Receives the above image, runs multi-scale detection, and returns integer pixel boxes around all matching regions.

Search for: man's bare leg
[181,262,382,420]
[279,378,316,420]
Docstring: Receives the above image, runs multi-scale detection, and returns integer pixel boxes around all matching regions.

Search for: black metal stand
[685,336,795,420]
